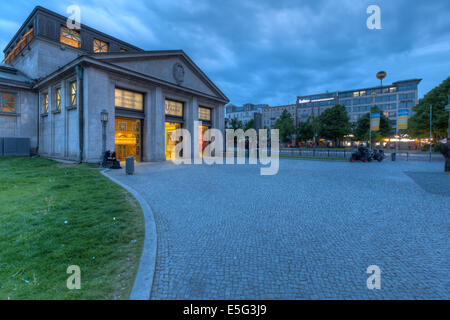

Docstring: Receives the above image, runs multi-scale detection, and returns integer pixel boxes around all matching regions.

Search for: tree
[243,119,255,132]
[317,104,352,147]
[408,77,450,138]
[273,109,295,142]
[354,106,393,142]
[228,117,243,130]
[297,117,315,141]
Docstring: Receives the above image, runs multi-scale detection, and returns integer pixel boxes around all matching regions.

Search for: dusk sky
[1,0,449,105]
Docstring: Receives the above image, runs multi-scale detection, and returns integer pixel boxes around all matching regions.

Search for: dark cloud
[2,0,449,104]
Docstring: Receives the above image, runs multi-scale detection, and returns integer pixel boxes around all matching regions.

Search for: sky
[1,0,449,105]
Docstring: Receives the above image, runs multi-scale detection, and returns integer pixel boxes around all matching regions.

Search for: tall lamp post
[100,110,109,156]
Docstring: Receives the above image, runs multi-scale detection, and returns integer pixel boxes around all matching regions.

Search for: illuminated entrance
[165,122,182,159]
[115,117,142,162]
[199,125,211,157]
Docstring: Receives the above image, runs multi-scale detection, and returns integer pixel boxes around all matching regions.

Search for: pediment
[93,51,228,102]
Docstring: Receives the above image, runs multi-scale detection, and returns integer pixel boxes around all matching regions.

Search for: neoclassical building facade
[0,6,228,162]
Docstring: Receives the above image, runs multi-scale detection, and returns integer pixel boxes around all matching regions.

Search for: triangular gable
[91,51,229,102]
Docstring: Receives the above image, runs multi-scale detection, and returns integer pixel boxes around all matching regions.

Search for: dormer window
[60,26,81,48]
[93,38,109,53]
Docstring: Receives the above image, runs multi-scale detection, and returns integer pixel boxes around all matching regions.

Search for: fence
[280,148,444,162]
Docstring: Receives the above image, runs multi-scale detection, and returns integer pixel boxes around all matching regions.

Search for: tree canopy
[317,104,352,146]
[228,117,243,130]
[408,77,450,138]
[273,109,295,142]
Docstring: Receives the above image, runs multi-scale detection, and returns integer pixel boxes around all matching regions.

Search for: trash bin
[391,152,396,161]
[126,156,134,175]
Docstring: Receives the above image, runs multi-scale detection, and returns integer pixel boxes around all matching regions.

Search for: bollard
[126,156,135,175]
[391,152,396,161]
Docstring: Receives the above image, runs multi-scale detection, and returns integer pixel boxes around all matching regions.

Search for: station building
[0,6,228,162]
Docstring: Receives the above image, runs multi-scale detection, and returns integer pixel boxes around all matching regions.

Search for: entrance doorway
[199,125,211,157]
[165,122,182,159]
[115,117,142,162]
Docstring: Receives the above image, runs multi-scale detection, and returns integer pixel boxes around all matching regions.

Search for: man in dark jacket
[441,142,450,172]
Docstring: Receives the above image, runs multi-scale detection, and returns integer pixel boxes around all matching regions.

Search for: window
[93,38,109,53]
[43,93,49,113]
[53,88,61,111]
[165,99,183,117]
[353,92,359,97]
[120,48,128,52]
[199,107,212,121]
[0,92,16,113]
[3,28,33,65]
[70,81,77,106]
[60,26,81,48]
[115,88,144,111]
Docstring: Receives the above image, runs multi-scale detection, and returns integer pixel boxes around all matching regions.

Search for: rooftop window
[93,38,109,53]
[60,26,81,48]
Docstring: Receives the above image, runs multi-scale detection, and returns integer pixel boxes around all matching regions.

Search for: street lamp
[100,110,109,156]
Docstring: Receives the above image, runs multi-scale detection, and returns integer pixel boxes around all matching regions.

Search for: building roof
[0,63,34,88]
[4,6,143,55]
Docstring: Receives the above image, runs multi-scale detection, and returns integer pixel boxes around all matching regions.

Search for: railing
[279,148,444,162]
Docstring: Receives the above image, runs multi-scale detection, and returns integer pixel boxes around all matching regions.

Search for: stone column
[146,86,165,161]
[185,96,199,162]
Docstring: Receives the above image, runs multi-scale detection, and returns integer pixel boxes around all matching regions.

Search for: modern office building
[296,79,421,129]
[0,6,228,162]
[225,103,268,126]
[262,104,297,129]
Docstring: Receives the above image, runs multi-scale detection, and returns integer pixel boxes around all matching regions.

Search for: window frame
[0,91,17,114]
[54,87,62,112]
[93,38,109,53]
[69,81,77,107]
[42,92,49,114]
[60,26,81,48]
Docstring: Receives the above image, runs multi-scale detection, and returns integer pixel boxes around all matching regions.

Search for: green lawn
[0,157,144,300]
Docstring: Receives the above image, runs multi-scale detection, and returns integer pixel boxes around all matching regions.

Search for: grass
[0,157,144,300]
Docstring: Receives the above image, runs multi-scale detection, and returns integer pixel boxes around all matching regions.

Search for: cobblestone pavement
[108,160,449,299]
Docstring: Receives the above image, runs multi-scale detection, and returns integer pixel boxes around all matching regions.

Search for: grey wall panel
[0,138,3,156]
[3,137,30,156]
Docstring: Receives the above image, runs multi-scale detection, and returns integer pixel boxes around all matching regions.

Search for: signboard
[397,109,409,130]
[370,112,380,131]
[198,106,211,121]
[376,71,386,80]
[165,99,184,117]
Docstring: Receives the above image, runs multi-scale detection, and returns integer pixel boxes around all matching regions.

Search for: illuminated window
[70,82,77,106]
[115,88,144,111]
[198,107,212,122]
[55,88,61,111]
[353,92,359,97]
[165,100,183,117]
[60,26,81,48]
[165,122,182,159]
[390,87,396,93]
[0,92,16,113]
[93,38,109,53]
[3,28,33,65]
[120,48,128,52]
[43,93,49,113]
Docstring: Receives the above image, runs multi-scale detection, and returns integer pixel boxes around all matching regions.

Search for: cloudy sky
[1,0,449,105]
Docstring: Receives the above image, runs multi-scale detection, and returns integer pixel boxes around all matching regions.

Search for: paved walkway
[107,159,449,299]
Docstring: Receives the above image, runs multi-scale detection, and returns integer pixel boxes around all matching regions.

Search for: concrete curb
[101,169,157,300]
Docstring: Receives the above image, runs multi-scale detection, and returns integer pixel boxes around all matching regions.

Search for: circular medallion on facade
[173,62,185,85]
